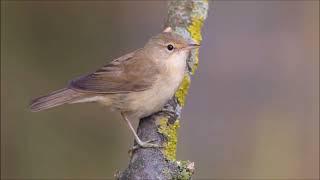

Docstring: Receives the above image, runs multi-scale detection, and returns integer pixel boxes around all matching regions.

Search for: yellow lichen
[188,16,204,75]
[188,16,204,44]
[157,118,180,161]
[175,75,191,106]
[191,50,199,74]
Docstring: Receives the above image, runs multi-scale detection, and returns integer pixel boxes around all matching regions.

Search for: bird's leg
[120,112,162,149]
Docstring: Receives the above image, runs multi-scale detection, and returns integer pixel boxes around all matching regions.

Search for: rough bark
[116,1,209,179]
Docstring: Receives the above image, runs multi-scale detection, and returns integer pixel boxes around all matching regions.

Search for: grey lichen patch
[175,27,193,43]
[162,167,172,179]
[157,117,180,161]
[173,160,195,180]
[191,0,209,20]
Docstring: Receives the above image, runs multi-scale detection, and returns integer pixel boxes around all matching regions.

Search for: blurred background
[1,1,319,179]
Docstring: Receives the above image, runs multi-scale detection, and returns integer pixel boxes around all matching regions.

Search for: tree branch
[116,1,209,179]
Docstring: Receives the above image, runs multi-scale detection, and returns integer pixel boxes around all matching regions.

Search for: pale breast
[123,51,188,119]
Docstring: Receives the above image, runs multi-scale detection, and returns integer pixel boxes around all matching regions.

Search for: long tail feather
[30,88,82,112]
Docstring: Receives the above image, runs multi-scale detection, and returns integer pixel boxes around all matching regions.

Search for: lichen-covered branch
[116,1,209,179]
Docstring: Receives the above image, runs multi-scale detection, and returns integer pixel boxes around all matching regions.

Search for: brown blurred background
[1,1,319,179]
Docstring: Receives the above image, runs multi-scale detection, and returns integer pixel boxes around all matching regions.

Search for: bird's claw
[128,139,163,154]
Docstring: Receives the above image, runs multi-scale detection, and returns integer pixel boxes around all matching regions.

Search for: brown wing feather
[69,49,159,94]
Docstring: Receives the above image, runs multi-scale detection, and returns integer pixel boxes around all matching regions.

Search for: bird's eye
[167,44,174,51]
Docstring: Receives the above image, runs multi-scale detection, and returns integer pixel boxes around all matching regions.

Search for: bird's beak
[189,43,201,47]
[184,43,201,50]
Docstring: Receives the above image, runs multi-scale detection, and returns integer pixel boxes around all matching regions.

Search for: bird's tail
[30,88,83,112]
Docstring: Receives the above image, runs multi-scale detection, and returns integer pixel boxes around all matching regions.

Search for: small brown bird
[30,27,199,148]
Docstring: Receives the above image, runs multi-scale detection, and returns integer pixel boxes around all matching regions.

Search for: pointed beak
[184,43,200,50]
[189,43,201,47]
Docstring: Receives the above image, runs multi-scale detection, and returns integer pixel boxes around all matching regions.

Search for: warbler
[30,27,200,148]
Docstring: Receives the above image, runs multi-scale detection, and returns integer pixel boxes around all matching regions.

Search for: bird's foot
[128,139,163,154]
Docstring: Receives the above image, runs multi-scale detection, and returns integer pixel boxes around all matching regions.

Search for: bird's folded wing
[69,49,158,94]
